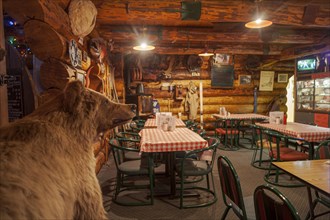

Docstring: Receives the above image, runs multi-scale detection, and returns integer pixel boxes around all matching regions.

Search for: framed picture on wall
[278,73,288,83]
[239,75,252,85]
[213,54,232,66]
[259,71,274,91]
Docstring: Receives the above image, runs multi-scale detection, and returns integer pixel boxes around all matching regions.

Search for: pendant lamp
[245,0,272,29]
[133,27,155,51]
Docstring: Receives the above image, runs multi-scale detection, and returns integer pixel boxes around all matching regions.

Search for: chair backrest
[262,130,308,159]
[314,140,330,159]
[184,136,219,169]
[250,124,264,144]
[254,184,301,220]
[109,138,140,167]
[217,155,247,219]
[116,131,141,148]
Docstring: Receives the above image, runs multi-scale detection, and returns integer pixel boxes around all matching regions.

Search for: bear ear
[63,80,84,113]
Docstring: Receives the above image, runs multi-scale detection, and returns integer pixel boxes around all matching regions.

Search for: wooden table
[139,127,208,196]
[256,122,330,159]
[143,118,186,128]
[272,160,330,219]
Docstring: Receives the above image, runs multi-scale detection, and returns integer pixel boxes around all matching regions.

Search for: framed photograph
[239,75,252,85]
[213,54,232,66]
[259,71,274,91]
[278,73,288,83]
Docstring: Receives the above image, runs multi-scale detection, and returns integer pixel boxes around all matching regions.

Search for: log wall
[120,54,294,131]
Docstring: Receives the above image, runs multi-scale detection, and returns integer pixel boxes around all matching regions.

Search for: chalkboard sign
[7,72,24,122]
[211,65,234,88]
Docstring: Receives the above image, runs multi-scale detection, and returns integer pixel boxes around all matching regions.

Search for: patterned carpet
[97,137,329,220]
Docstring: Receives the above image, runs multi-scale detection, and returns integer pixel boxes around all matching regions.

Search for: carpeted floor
[97,137,329,220]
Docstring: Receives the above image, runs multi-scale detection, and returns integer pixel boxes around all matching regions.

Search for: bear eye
[103,99,109,105]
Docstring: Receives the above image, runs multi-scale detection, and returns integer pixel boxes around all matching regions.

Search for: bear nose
[130,104,137,113]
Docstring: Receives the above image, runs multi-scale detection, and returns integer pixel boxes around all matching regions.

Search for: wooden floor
[97,137,329,220]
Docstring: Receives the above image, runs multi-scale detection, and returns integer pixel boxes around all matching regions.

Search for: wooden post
[253,86,258,113]
[0,0,9,125]
[199,81,203,128]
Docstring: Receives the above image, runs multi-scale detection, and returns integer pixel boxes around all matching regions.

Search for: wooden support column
[0,0,9,125]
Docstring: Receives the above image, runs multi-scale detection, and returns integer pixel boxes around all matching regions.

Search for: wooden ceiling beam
[98,25,328,45]
[112,43,285,55]
[95,1,330,28]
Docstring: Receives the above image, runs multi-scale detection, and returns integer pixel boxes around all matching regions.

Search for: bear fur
[0,81,136,220]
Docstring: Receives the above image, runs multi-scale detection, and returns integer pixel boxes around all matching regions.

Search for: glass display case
[296,77,330,112]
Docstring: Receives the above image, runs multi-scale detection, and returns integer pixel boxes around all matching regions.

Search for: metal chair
[174,136,219,209]
[129,119,145,132]
[215,119,240,151]
[115,131,141,161]
[109,138,154,206]
[250,124,274,170]
[217,155,248,220]
[263,130,309,187]
[306,140,330,220]
[254,184,301,220]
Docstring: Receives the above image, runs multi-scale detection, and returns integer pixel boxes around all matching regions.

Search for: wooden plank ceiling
[92,0,330,56]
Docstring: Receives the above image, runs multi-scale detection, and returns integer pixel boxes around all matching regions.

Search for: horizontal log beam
[99,25,328,45]
[96,1,330,28]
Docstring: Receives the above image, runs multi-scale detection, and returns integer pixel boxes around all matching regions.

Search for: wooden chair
[263,130,309,187]
[306,140,330,219]
[175,136,219,209]
[217,155,248,220]
[109,138,154,206]
[254,184,301,220]
[215,119,240,151]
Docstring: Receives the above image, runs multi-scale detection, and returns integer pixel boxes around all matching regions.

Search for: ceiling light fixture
[245,0,272,29]
[133,27,155,51]
[133,42,155,51]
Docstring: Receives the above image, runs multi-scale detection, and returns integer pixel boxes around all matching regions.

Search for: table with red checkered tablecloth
[255,122,330,143]
[143,118,186,128]
[139,127,207,152]
[213,113,269,120]
[139,127,208,196]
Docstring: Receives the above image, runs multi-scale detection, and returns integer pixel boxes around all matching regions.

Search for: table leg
[308,142,314,160]
[306,186,314,220]
[168,152,176,196]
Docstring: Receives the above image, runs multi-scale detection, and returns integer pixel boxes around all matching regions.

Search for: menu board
[211,65,234,88]
[7,74,24,121]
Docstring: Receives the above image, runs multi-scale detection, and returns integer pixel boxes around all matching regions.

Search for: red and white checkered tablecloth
[144,118,186,128]
[255,122,330,142]
[213,113,269,120]
[139,128,208,152]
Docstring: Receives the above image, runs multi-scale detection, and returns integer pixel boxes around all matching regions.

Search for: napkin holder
[269,111,284,124]
[219,107,227,116]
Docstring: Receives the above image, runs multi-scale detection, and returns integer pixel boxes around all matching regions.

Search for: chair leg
[221,206,231,220]
[258,147,263,167]
[251,148,258,165]
[115,173,121,201]
[206,173,210,189]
